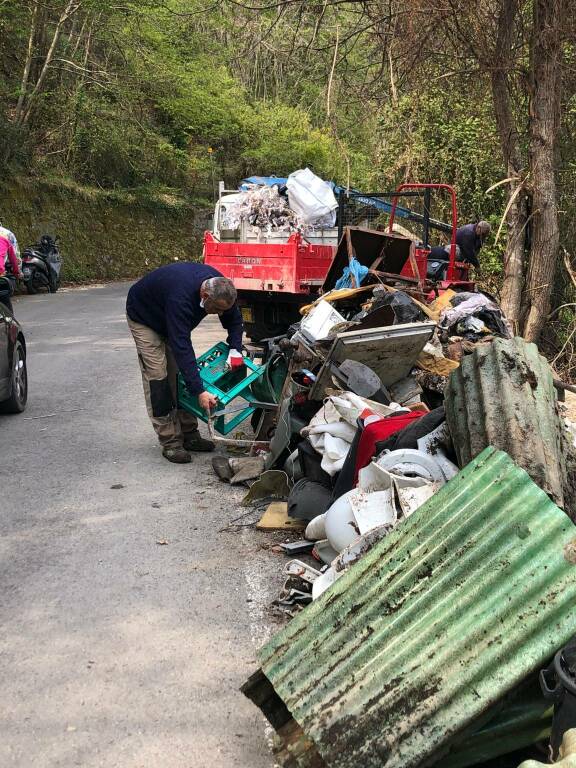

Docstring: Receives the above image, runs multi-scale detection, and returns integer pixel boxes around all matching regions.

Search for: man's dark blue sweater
[456,224,483,268]
[126,263,243,395]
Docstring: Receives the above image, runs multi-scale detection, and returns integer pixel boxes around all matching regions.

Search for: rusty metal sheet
[254,447,576,768]
[445,336,567,508]
[322,227,412,292]
[309,322,436,395]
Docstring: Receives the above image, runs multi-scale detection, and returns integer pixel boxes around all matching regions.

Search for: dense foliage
[0,1,345,192]
[0,1,506,209]
[0,0,574,368]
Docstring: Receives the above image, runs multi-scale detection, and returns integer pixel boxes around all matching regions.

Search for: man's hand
[198,391,218,412]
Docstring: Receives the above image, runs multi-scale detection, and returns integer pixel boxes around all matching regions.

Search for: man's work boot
[162,447,192,464]
[183,431,215,453]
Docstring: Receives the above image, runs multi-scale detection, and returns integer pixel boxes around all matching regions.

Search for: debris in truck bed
[220,171,339,235]
[220,184,297,233]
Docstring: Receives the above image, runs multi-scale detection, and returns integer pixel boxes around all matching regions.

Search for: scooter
[21,235,62,295]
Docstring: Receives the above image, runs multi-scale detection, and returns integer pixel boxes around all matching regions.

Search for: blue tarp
[239,176,288,190]
[334,256,370,290]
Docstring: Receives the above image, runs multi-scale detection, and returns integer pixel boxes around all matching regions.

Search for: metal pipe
[207,414,270,449]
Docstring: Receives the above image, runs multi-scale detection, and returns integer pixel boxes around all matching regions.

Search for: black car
[0,301,27,413]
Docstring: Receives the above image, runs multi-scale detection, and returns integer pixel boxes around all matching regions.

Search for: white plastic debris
[564,418,576,450]
[284,560,322,584]
[333,525,393,573]
[416,423,459,480]
[361,455,442,518]
[375,448,447,484]
[313,538,340,565]
[312,524,392,600]
[349,489,397,535]
[321,449,449,554]
[397,484,437,518]
[305,513,327,541]
[324,491,359,551]
[324,485,397,553]
[312,567,338,600]
[300,299,346,342]
[286,168,338,225]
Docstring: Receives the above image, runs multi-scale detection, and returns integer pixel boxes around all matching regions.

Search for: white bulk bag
[286,168,338,225]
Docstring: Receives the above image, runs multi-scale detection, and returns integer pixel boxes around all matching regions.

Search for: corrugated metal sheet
[256,447,576,768]
[445,337,567,508]
[441,678,552,768]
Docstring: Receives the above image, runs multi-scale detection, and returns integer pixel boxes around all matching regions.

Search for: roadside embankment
[1,177,212,282]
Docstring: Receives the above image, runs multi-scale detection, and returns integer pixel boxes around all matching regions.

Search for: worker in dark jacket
[126,263,243,464]
[455,221,491,268]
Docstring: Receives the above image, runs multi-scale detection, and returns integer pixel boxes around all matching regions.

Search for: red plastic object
[354,411,424,484]
[203,231,335,295]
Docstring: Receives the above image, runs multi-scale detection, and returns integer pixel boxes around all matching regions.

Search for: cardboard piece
[256,502,306,531]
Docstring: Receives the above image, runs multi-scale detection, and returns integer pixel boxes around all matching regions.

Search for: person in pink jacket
[0,233,20,277]
[0,233,22,312]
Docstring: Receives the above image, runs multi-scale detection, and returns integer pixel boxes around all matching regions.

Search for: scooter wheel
[26,282,39,295]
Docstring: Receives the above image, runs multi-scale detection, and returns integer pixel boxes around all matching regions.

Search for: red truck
[203,183,335,340]
[203,180,473,339]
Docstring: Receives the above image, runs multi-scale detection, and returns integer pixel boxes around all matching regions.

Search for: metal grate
[337,190,453,245]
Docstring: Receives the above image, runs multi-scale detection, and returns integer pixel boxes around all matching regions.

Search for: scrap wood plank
[417,348,460,376]
[256,502,305,531]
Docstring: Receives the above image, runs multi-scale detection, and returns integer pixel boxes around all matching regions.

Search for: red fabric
[354,411,424,483]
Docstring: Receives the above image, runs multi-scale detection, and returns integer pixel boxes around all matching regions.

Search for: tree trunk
[14,0,39,124]
[490,0,528,330]
[499,175,528,333]
[522,0,564,342]
[21,0,80,125]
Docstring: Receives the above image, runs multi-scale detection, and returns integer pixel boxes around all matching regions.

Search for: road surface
[0,283,279,768]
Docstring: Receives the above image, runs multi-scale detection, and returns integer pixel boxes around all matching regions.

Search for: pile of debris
[220,168,338,235]
[220,184,298,234]
[208,226,576,768]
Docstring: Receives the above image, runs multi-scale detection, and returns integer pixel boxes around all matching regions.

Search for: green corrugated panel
[439,679,552,768]
[445,337,567,509]
[258,447,576,768]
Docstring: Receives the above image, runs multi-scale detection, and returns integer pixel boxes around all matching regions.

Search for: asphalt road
[0,283,279,768]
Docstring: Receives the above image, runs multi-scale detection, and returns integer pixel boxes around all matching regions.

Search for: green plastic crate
[177,341,267,435]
